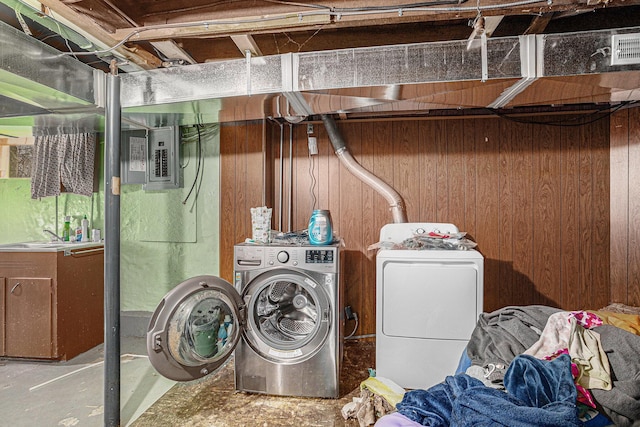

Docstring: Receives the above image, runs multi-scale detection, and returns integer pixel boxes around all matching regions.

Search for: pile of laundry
[368,231,477,252]
[341,376,405,427]
[374,305,640,427]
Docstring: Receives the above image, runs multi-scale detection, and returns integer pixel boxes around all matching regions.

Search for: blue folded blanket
[397,353,580,427]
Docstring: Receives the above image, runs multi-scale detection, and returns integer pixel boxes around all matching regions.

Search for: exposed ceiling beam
[151,40,197,65]
[467,15,503,49]
[27,0,161,69]
[114,13,332,42]
[111,0,640,42]
[483,15,504,37]
[524,12,555,34]
[230,34,263,57]
[93,0,197,66]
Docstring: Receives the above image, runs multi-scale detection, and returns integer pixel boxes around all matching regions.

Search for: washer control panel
[305,249,334,264]
[235,243,339,274]
[276,251,289,263]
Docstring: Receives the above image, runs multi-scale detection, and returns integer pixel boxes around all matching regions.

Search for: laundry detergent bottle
[62,216,71,242]
[308,209,333,245]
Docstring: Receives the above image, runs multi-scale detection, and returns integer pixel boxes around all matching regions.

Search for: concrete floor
[0,338,375,427]
[0,336,176,427]
[131,339,375,427]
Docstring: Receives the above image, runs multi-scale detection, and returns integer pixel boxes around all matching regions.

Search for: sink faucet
[43,229,63,242]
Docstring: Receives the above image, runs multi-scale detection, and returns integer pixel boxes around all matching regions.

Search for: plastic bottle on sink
[62,216,71,242]
[81,215,89,242]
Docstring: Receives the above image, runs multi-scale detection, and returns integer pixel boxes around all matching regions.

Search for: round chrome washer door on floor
[147,275,244,382]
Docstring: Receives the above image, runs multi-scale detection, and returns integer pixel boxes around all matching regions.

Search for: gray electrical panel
[121,129,147,185]
[145,126,182,191]
[121,126,183,190]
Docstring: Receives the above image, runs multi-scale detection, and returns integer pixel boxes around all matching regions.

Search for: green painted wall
[120,128,220,311]
[0,178,101,240]
[0,129,220,312]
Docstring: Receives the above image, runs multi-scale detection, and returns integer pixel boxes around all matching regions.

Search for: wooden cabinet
[0,277,4,356]
[5,278,53,358]
[0,246,104,360]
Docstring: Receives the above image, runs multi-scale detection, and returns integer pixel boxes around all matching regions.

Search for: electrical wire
[491,101,636,127]
[179,143,192,168]
[308,148,317,212]
[12,2,99,55]
[345,313,359,339]
[182,125,203,205]
[263,0,466,12]
[181,125,219,142]
[191,128,206,213]
[50,11,78,60]
[345,333,376,340]
[333,0,467,13]
[179,123,218,211]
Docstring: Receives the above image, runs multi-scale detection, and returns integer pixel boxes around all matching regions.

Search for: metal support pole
[104,61,121,427]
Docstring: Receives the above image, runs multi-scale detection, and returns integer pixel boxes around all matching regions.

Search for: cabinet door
[5,278,53,358]
[0,277,4,356]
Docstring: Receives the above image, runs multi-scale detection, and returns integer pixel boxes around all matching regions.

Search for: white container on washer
[81,215,89,242]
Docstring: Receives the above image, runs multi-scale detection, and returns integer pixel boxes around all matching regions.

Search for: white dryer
[376,223,483,390]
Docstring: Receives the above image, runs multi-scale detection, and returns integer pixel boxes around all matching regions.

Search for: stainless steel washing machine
[146,242,342,398]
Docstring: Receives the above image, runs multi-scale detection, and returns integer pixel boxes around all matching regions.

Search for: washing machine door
[147,275,244,381]
[242,269,331,363]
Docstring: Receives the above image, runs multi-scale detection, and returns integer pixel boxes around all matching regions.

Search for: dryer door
[147,275,244,381]
[242,269,331,363]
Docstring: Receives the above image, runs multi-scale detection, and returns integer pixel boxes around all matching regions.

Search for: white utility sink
[0,241,103,252]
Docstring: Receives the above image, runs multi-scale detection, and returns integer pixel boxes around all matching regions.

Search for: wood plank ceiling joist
[30,0,161,69]
[109,0,640,42]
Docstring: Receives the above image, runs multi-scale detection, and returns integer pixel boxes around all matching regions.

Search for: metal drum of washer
[242,269,330,364]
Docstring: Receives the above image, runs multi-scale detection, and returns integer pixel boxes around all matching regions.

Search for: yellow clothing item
[360,377,406,408]
[591,311,640,336]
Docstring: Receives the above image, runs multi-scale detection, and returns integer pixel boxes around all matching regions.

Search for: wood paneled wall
[220,112,621,336]
[610,107,640,307]
[219,120,265,282]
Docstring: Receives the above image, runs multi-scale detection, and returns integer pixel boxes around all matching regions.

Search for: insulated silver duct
[321,114,407,223]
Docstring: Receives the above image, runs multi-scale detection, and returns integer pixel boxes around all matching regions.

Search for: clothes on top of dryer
[367,231,477,252]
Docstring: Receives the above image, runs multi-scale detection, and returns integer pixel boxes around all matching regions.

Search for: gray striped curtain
[31,133,95,199]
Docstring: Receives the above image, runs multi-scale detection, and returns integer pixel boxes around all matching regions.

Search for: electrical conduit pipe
[321,114,407,223]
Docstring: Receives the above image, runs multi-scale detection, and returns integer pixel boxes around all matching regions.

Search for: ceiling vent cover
[611,34,640,65]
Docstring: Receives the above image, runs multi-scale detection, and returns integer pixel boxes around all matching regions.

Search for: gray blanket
[466,306,640,427]
[466,305,561,367]
[590,325,640,427]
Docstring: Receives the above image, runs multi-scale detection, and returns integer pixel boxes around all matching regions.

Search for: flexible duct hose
[321,114,407,223]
